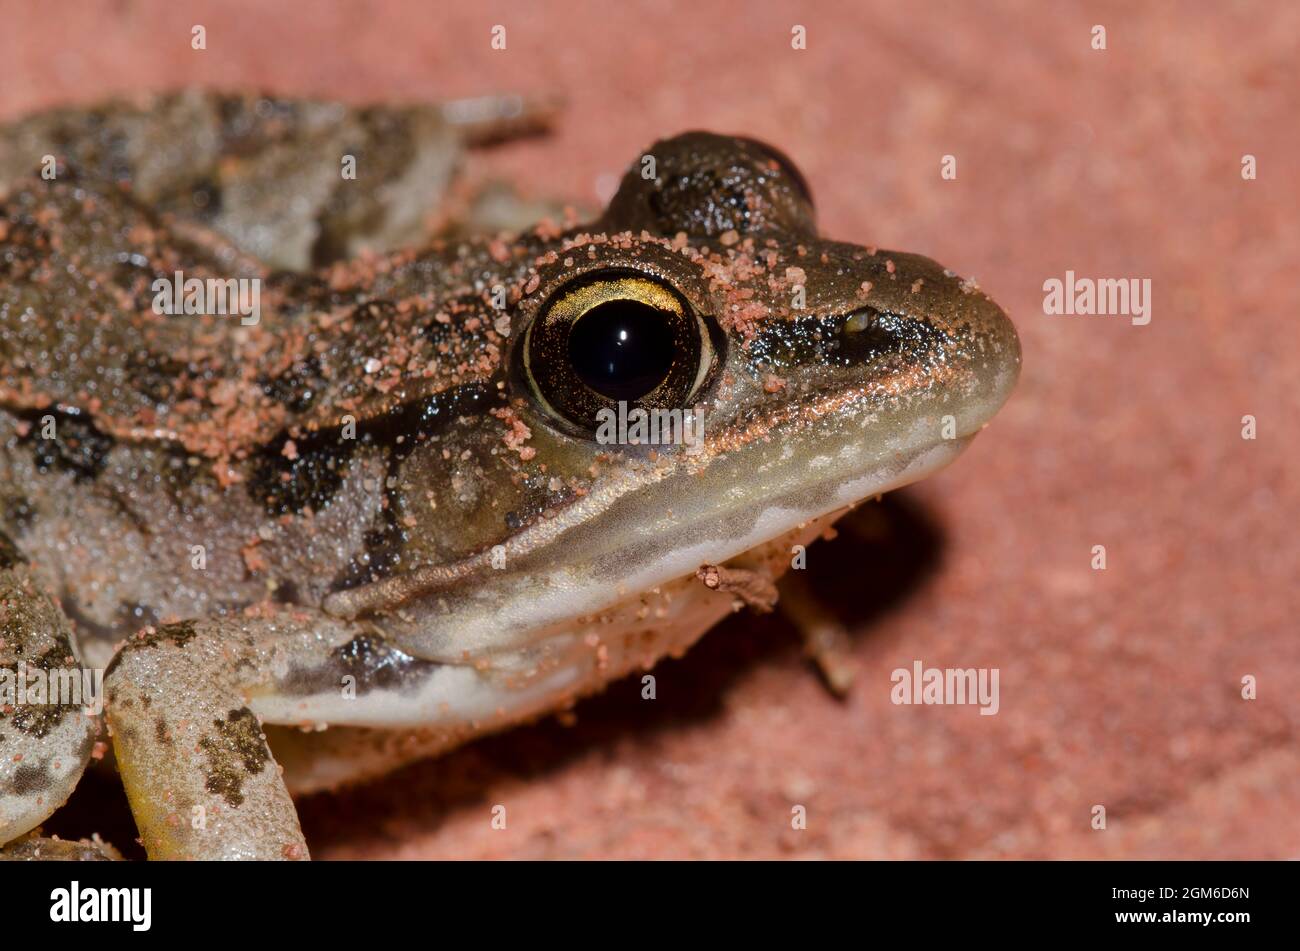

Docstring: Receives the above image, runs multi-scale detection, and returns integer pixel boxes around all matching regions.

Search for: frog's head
[326,133,1019,682]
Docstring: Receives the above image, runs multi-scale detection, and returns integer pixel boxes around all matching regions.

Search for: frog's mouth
[348,380,999,665]
[267,428,972,739]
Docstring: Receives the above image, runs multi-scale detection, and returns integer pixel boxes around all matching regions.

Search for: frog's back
[0,176,543,461]
[0,175,278,454]
[0,93,553,656]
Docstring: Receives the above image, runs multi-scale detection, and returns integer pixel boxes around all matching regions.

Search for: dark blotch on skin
[132,619,199,651]
[248,427,357,517]
[154,716,173,746]
[199,707,270,808]
[14,407,115,482]
[326,519,405,593]
[5,647,78,738]
[251,380,496,519]
[279,634,442,697]
[0,533,25,570]
[272,579,301,604]
[259,354,326,414]
[7,763,50,796]
[9,705,67,739]
[188,178,222,221]
[319,384,496,590]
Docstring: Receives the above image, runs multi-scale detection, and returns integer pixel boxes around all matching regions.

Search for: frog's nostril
[842,309,877,334]
[838,308,946,367]
[839,306,901,356]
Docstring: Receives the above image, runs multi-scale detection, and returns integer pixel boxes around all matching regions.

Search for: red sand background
[3,0,1297,858]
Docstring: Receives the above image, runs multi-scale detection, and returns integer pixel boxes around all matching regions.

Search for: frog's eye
[524,273,717,433]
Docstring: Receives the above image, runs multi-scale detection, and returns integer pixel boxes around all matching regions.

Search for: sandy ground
[3,0,1297,858]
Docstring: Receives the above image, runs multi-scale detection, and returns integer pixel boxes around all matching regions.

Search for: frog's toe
[0,536,98,847]
[777,571,858,697]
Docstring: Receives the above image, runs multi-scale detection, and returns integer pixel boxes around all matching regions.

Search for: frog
[0,92,1020,860]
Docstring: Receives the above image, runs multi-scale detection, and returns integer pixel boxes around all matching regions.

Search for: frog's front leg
[104,610,381,860]
[103,608,457,859]
[0,533,98,846]
[105,620,308,860]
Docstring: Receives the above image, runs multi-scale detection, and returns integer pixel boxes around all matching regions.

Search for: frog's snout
[845,250,1022,437]
[932,281,1022,435]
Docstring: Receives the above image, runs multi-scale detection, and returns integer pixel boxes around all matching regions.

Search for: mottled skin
[0,93,1019,859]
[0,89,558,271]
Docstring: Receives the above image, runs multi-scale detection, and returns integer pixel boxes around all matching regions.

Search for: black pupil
[567,299,676,402]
